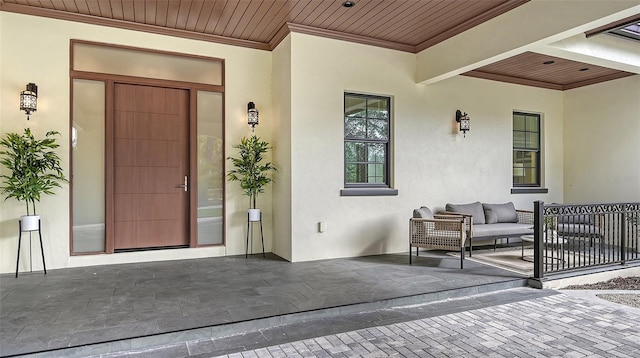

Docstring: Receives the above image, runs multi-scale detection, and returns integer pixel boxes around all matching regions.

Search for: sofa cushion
[556,223,599,236]
[484,209,499,224]
[413,206,434,220]
[482,202,518,223]
[472,223,533,238]
[557,214,593,225]
[446,202,485,225]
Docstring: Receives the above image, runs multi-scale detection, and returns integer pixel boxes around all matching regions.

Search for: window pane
[367,143,385,162]
[345,142,366,162]
[73,42,222,86]
[523,151,538,167]
[366,164,384,183]
[367,98,388,119]
[345,117,366,138]
[197,91,224,246]
[367,119,388,140]
[367,164,376,183]
[346,163,366,184]
[526,132,539,150]
[523,168,537,185]
[513,131,526,148]
[513,175,523,185]
[72,79,106,253]
[345,96,366,118]
[525,115,539,132]
[513,114,526,131]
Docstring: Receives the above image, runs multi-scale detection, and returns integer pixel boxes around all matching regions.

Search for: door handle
[176,176,188,192]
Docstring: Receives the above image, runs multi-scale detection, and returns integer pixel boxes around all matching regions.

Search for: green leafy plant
[544,216,556,230]
[226,135,276,209]
[0,128,67,216]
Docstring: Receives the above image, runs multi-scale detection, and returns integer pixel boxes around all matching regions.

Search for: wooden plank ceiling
[463,52,636,91]
[0,0,635,90]
[0,0,526,52]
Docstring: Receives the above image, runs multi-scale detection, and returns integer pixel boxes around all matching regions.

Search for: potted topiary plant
[0,128,67,231]
[226,135,276,222]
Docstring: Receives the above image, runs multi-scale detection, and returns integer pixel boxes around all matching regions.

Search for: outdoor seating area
[410,202,640,278]
[410,202,533,269]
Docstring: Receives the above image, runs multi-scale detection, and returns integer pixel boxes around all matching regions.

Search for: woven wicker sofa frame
[439,210,534,257]
[409,214,467,269]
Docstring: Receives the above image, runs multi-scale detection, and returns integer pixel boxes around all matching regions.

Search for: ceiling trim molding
[462,70,563,90]
[464,69,636,91]
[269,23,293,51]
[0,2,271,51]
[563,72,635,90]
[285,23,416,53]
[415,0,530,52]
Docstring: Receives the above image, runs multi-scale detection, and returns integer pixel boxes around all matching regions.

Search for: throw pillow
[445,202,485,225]
[482,202,518,223]
[484,209,499,224]
[413,206,434,220]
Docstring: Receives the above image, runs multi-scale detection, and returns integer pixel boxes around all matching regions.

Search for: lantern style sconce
[20,83,38,120]
[248,102,259,131]
[455,110,470,137]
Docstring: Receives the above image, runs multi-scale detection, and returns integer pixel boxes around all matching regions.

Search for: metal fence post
[621,211,627,265]
[534,201,544,279]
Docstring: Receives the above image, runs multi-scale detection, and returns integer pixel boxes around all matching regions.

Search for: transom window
[344,93,390,187]
[513,112,541,187]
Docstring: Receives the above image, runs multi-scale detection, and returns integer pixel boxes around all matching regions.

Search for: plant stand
[16,218,47,278]
[246,211,265,258]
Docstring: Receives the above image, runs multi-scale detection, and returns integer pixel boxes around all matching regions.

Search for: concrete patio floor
[0,250,529,357]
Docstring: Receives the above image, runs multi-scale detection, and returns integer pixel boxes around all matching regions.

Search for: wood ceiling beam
[416,1,640,85]
[463,70,563,91]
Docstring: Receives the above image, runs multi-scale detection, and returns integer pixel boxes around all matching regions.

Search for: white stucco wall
[563,76,640,203]
[271,36,293,261]
[0,12,273,273]
[287,33,564,262]
[4,11,633,273]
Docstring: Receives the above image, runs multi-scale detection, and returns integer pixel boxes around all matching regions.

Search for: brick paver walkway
[214,293,640,357]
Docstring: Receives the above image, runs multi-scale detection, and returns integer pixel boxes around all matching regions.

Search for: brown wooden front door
[113,83,190,250]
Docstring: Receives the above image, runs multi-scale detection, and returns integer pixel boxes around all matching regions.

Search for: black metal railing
[533,201,640,279]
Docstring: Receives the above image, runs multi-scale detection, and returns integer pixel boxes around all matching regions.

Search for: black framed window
[344,93,390,188]
[513,112,541,187]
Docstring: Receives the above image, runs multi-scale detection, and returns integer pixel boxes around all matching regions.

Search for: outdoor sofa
[554,212,602,239]
[410,202,533,269]
[442,201,534,256]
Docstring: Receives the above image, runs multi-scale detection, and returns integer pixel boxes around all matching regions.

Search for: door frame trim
[70,74,225,255]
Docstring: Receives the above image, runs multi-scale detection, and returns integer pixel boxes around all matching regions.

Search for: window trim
[343,92,392,190]
[512,111,542,188]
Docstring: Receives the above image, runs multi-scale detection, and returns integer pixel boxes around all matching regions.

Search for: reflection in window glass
[72,79,106,253]
[197,91,224,245]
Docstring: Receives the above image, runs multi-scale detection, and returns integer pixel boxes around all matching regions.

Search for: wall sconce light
[247,102,259,131]
[20,83,38,120]
[455,110,470,137]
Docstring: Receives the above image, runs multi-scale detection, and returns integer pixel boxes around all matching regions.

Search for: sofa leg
[469,241,473,257]
[460,247,464,269]
[409,244,412,265]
